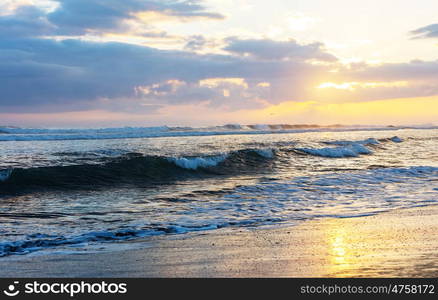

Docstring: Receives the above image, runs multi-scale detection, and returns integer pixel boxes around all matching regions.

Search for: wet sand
[1,205,438,277]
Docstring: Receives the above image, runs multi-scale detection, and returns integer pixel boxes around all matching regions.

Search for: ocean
[0,124,437,257]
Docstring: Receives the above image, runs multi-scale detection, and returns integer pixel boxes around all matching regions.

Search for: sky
[1,0,438,127]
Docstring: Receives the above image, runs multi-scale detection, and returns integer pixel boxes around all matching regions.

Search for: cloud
[184,35,209,51]
[411,23,438,39]
[47,0,224,35]
[6,0,438,118]
[343,60,438,81]
[135,77,272,110]
[0,5,55,37]
[0,2,338,113]
[0,34,331,113]
[223,37,337,62]
[5,34,438,114]
[309,60,438,103]
[0,0,224,38]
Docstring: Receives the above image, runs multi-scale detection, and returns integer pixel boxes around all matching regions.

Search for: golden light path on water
[127,206,438,277]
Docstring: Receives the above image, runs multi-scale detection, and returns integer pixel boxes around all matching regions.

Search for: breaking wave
[169,154,229,170]
[297,136,402,158]
[297,143,373,158]
[0,135,405,191]
[0,148,276,192]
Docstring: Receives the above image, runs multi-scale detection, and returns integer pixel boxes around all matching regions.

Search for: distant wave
[324,137,380,146]
[387,136,403,143]
[0,124,420,141]
[296,136,402,158]
[297,143,373,158]
[0,124,341,135]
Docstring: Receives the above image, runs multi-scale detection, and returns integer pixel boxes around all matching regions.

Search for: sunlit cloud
[317,81,409,91]
[257,82,271,88]
[199,78,248,88]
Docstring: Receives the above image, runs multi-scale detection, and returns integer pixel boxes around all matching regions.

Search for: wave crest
[297,143,372,158]
[0,148,276,192]
[169,154,228,170]
[302,136,404,158]
[325,138,380,146]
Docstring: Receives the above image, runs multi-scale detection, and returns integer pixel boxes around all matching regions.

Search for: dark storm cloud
[223,37,338,61]
[411,23,438,39]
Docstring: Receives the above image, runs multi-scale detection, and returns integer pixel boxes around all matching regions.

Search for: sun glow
[317,81,409,91]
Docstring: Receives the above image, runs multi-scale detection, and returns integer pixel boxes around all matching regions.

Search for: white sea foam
[0,169,13,182]
[169,154,228,170]
[297,143,372,158]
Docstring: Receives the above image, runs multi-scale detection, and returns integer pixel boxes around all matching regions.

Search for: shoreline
[1,205,438,277]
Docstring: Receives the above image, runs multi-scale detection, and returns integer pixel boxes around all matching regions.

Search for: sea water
[0,125,437,256]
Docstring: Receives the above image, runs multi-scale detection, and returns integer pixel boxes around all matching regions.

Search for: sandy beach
[1,205,437,277]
